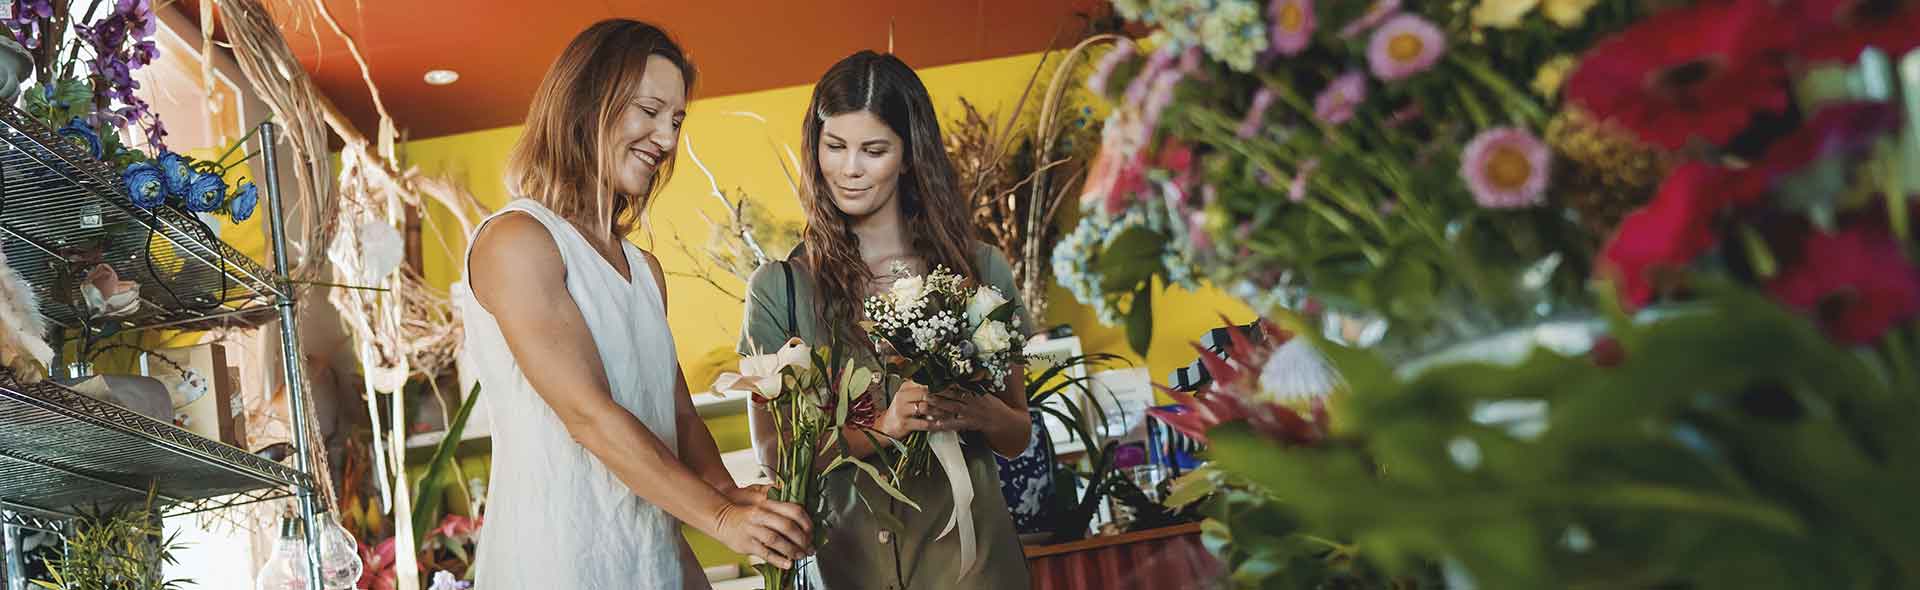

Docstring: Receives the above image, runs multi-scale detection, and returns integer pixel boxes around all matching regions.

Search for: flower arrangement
[713,337,915,590]
[7,0,261,223]
[6,0,168,149]
[121,146,263,221]
[859,263,1022,575]
[1060,0,1648,357]
[1070,0,1920,587]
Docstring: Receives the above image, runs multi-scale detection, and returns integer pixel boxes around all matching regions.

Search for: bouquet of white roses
[860,262,1021,577]
[864,263,1023,390]
[713,337,917,590]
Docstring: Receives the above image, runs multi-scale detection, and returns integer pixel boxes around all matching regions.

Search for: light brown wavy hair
[799,51,977,350]
[506,19,696,241]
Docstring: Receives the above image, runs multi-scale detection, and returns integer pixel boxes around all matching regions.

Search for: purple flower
[1086,40,1136,98]
[427,571,472,590]
[1125,45,1180,107]
[1142,69,1186,133]
[1339,0,1401,38]
[1268,0,1315,56]
[1179,45,1203,74]
[1313,71,1367,125]
[1289,158,1319,202]
[1460,127,1551,209]
[183,170,229,213]
[1237,88,1277,139]
[124,162,167,209]
[1367,14,1446,81]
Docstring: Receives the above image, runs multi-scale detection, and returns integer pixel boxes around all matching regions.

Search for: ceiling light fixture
[423,69,460,86]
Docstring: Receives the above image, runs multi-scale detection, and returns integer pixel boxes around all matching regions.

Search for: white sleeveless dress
[452,199,695,589]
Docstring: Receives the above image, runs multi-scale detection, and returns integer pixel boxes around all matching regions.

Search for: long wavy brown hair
[799,51,977,349]
[506,19,696,242]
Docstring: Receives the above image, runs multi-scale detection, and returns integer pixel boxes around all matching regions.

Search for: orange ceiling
[183,0,1109,139]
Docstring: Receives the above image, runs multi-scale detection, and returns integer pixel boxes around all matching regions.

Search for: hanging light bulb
[316,509,364,589]
[256,515,308,590]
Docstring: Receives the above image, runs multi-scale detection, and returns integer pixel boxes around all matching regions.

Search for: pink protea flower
[1368,14,1446,81]
[1340,0,1401,38]
[1460,127,1551,209]
[1313,71,1367,125]
[1146,319,1332,446]
[1269,0,1316,56]
[1238,87,1277,139]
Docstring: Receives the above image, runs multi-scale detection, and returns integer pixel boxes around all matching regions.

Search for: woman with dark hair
[740,50,1033,589]
[458,19,810,588]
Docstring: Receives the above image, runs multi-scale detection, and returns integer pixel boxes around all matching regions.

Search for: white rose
[965,285,1009,324]
[889,275,926,307]
[971,320,1014,356]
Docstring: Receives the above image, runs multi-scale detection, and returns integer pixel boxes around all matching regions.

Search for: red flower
[428,514,482,545]
[1600,163,1753,307]
[1767,220,1920,344]
[1565,0,1794,150]
[1786,0,1920,63]
[1749,101,1902,190]
[358,537,398,590]
[821,392,880,429]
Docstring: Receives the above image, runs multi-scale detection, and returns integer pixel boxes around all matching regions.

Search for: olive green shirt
[738,242,1032,590]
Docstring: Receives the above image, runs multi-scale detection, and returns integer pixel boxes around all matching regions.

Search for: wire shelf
[0,504,69,535]
[0,370,311,518]
[0,104,283,333]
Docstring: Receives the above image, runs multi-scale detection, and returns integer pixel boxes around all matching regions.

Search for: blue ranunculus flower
[182,170,227,213]
[156,151,193,196]
[57,118,104,159]
[124,162,167,209]
[228,181,259,222]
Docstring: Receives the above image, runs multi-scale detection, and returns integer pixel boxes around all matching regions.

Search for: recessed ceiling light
[424,69,460,86]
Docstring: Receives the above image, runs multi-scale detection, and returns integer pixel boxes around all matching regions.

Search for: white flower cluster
[1052,199,1198,326]
[1118,0,1268,72]
[1198,0,1268,72]
[865,265,1023,386]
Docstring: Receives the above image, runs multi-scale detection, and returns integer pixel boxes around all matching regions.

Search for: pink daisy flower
[1367,14,1446,81]
[1237,88,1277,139]
[1313,71,1367,125]
[1339,0,1401,38]
[1269,0,1316,56]
[1460,127,1552,209]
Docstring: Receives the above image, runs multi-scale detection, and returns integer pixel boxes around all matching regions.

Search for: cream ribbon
[930,430,977,578]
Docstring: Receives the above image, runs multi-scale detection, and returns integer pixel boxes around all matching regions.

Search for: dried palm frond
[947,34,1123,321]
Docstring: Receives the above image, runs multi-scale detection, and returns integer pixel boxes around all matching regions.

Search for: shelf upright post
[259,122,325,589]
[2,521,24,590]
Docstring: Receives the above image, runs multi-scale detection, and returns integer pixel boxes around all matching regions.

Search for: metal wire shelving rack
[0,109,325,589]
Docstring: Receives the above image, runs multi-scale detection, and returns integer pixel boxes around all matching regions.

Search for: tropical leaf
[412,382,482,547]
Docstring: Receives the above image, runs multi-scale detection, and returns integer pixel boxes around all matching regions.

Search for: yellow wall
[404,51,1254,388]
[394,50,1255,567]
